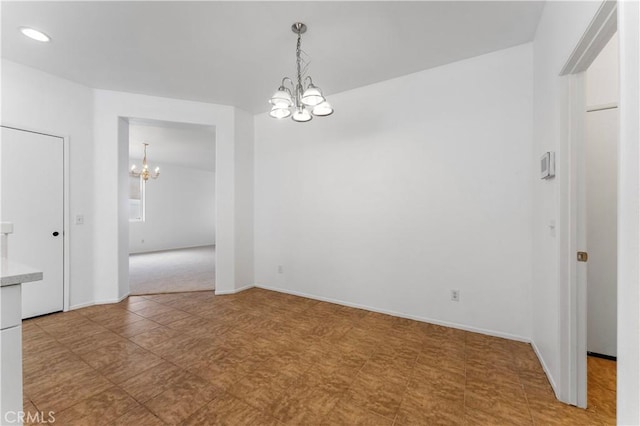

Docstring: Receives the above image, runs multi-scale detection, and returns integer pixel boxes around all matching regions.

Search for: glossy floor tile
[22,288,613,425]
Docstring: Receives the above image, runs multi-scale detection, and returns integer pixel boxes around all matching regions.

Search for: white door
[586,108,618,357]
[1,127,64,318]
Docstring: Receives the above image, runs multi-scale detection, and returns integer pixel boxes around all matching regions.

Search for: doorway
[0,126,66,318]
[125,118,216,295]
[583,32,618,423]
[559,0,619,412]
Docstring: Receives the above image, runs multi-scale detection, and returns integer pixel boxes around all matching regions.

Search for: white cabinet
[1,325,23,423]
[1,261,43,425]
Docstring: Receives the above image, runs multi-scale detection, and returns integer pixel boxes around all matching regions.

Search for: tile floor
[22,288,613,425]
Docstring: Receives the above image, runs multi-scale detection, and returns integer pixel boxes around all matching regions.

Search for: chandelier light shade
[269,87,293,108]
[301,84,325,107]
[269,106,292,119]
[312,101,334,117]
[130,143,160,181]
[292,107,312,122]
[269,22,333,122]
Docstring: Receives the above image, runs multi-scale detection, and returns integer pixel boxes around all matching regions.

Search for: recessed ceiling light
[19,27,51,42]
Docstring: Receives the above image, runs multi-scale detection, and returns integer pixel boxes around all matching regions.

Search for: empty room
[1,1,639,425]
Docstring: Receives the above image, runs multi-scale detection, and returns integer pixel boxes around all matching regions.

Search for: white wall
[1,60,254,305]
[1,60,95,309]
[531,0,602,401]
[255,44,533,340]
[585,34,618,358]
[233,109,254,292]
[129,162,215,253]
[92,89,245,300]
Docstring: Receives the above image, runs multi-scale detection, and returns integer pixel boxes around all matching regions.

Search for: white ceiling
[1,1,545,113]
[128,118,215,172]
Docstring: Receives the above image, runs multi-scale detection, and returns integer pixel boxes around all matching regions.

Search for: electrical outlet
[451,290,460,302]
[278,265,284,274]
[141,239,144,244]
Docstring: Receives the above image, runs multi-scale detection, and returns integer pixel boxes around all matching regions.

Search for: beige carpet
[129,245,215,295]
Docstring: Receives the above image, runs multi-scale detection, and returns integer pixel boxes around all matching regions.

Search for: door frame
[559,0,617,408]
[1,124,71,312]
[120,117,218,297]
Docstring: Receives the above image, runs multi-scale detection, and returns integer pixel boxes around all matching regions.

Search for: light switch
[75,214,84,225]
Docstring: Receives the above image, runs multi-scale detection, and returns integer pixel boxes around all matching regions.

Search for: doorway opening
[559,0,618,414]
[125,118,216,295]
[583,32,618,423]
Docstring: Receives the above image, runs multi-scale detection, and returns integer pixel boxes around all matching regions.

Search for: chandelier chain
[296,32,303,99]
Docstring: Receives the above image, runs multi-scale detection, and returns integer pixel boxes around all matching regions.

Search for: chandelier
[130,143,160,181]
[268,22,333,122]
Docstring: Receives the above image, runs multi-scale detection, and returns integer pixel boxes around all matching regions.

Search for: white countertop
[1,259,43,286]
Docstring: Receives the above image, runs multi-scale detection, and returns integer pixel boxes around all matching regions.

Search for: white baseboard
[254,284,531,343]
[71,284,531,345]
[69,293,129,311]
[531,340,560,398]
[215,284,254,296]
[129,243,215,256]
[69,301,94,311]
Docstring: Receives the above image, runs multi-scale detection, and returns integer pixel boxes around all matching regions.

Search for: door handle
[52,231,59,237]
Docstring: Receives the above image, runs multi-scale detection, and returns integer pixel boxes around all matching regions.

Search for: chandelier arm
[280,78,294,97]
[281,77,294,89]
[304,76,314,89]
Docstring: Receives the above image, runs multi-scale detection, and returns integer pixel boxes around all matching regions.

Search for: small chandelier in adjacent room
[268,22,333,122]
[130,143,160,181]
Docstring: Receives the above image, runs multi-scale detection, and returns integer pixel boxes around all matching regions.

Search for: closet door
[1,126,64,318]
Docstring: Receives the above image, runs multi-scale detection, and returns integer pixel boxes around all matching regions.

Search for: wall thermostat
[541,152,555,179]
